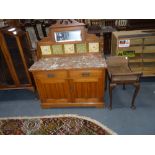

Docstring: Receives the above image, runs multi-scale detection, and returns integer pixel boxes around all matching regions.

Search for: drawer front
[69,69,103,78]
[130,38,143,45]
[118,46,142,53]
[144,37,155,44]
[35,71,68,79]
[143,46,155,53]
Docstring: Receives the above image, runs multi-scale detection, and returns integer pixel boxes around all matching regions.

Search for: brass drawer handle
[81,72,90,77]
[47,73,55,78]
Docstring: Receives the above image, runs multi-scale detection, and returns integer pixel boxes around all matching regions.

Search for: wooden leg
[123,83,126,90]
[131,82,140,110]
[109,83,116,110]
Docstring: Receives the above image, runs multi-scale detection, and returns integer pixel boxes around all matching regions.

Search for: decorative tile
[40,46,52,55]
[52,45,63,54]
[76,43,87,53]
[64,44,75,54]
[89,42,99,52]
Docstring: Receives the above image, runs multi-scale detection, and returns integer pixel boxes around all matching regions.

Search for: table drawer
[69,69,103,78]
[35,71,68,79]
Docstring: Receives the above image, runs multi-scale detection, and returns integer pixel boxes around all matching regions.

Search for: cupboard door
[3,33,29,84]
[34,71,70,104]
[20,35,34,67]
[70,69,105,103]
[0,45,15,87]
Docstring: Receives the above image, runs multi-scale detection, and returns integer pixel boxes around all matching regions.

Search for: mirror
[54,30,82,42]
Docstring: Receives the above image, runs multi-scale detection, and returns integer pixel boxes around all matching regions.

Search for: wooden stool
[106,56,142,109]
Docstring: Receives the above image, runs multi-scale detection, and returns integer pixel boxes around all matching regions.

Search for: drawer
[118,46,142,53]
[144,37,155,44]
[69,69,103,78]
[130,38,143,45]
[143,46,155,53]
[35,71,68,79]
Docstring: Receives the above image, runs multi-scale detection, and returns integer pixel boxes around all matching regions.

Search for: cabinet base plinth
[41,102,104,109]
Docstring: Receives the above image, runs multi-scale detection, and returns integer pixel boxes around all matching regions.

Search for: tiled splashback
[40,42,100,56]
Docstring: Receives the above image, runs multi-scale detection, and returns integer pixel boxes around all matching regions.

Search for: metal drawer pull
[47,73,55,78]
[81,72,90,77]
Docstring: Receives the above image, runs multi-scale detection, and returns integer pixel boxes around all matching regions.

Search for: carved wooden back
[36,20,104,59]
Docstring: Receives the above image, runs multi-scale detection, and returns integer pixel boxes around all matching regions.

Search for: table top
[29,53,107,71]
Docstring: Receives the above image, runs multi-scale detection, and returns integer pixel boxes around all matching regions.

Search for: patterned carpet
[0,114,116,135]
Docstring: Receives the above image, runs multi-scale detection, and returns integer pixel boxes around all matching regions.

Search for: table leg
[123,83,126,90]
[109,83,116,110]
[131,82,140,110]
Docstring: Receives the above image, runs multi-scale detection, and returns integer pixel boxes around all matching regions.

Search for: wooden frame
[106,56,142,109]
[30,20,106,108]
[111,30,155,77]
[0,27,34,91]
[48,20,86,43]
[50,26,85,43]
[36,20,104,59]
[31,68,105,108]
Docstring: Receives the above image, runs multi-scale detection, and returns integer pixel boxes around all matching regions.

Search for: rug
[0,114,117,135]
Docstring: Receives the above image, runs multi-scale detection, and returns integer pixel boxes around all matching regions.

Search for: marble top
[29,54,107,71]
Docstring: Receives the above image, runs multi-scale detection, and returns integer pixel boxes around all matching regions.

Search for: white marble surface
[29,54,107,71]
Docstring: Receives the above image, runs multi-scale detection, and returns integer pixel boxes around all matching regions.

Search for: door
[69,69,105,103]
[34,71,70,105]
[0,45,15,88]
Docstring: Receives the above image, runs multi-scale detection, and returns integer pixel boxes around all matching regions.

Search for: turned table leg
[131,82,140,110]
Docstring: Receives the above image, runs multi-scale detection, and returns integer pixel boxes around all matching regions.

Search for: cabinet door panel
[71,77,104,103]
[35,76,70,103]
[0,46,15,87]
[3,34,29,84]
[74,81,98,99]
[20,35,34,67]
